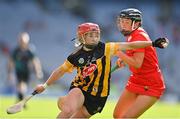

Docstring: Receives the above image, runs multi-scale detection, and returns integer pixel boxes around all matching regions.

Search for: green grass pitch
[1,96,180,118]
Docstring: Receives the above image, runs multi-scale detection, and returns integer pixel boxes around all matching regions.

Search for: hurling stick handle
[32,90,38,95]
[111,65,119,73]
[23,90,38,103]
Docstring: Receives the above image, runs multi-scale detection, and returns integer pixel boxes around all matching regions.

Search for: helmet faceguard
[76,22,100,49]
[77,22,100,43]
[118,8,142,36]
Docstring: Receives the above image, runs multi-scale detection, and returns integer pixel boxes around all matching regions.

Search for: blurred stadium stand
[0,0,180,102]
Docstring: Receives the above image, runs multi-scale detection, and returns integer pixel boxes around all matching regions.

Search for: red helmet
[77,22,100,38]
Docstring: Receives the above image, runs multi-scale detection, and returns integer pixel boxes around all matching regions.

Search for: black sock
[17,92,24,101]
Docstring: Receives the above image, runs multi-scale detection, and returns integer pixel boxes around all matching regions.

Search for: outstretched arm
[34,60,74,93]
[117,38,169,51]
[118,41,152,51]
[46,66,66,85]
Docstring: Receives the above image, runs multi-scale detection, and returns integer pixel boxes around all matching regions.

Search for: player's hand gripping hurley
[152,37,169,48]
[6,90,38,114]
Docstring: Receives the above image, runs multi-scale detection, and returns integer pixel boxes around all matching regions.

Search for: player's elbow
[53,67,66,77]
[131,59,143,69]
[130,62,142,69]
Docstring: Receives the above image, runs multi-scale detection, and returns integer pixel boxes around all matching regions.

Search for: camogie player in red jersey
[113,8,168,118]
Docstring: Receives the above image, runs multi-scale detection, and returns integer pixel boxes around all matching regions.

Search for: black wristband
[152,41,156,47]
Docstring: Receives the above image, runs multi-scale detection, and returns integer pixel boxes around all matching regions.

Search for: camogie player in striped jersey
[34,22,168,118]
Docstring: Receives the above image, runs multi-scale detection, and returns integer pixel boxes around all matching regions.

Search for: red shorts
[126,70,165,98]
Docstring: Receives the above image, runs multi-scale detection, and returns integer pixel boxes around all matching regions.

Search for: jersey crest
[82,63,97,78]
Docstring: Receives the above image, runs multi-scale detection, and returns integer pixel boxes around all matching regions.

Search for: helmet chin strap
[121,20,137,36]
[131,20,140,31]
[81,35,86,44]
[121,21,136,36]
[131,20,135,31]
[80,34,99,50]
[84,43,98,50]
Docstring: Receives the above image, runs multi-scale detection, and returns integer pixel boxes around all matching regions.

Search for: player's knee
[114,113,135,118]
[57,96,65,110]
[113,110,123,118]
[57,96,75,114]
[121,112,139,118]
[113,112,119,118]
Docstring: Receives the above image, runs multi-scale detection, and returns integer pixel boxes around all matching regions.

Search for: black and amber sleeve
[105,42,120,57]
[60,59,75,73]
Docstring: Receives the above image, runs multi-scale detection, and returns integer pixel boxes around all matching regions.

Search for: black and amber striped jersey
[64,41,119,97]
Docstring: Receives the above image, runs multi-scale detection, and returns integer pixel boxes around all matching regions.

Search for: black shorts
[16,71,30,83]
[69,86,108,115]
[81,90,108,115]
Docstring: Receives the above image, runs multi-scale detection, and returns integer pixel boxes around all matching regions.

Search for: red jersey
[125,27,165,98]
[126,27,159,74]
